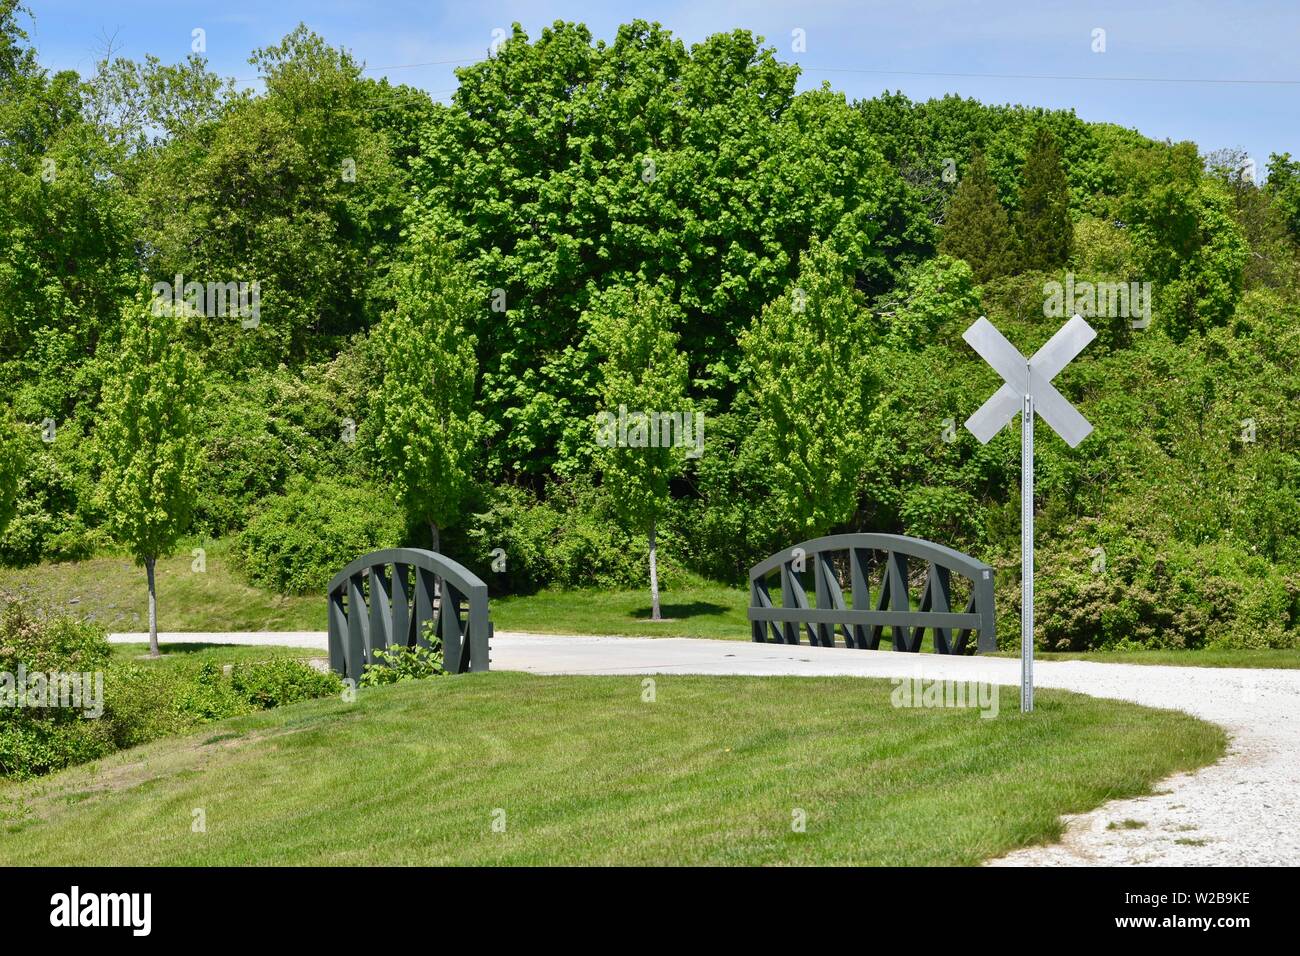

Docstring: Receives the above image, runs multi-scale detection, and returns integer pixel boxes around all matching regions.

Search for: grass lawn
[109,642,326,667]
[0,671,1224,866]
[0,538,324,632]
[493,582,752,639]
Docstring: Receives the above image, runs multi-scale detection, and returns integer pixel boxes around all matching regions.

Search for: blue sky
[22,0,1300,174]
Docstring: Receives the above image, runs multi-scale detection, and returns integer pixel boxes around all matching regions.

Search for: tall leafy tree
[740,238,874,536]
[589,285,691,621]
[97,290,204,656]
[413,20,919,477]
[1265,152,1300,244]
[370,234,481,552]
[0,1,136,379]
[1017,126,1073,270]
[130,26,405,368]
[939,149,1018,282]
[1116,141,1247,339]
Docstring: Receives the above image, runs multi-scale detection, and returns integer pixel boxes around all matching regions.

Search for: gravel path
[107,630,1300,865]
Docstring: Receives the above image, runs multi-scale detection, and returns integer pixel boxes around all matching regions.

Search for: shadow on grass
[630,601,730,621]
[152,643,241,655]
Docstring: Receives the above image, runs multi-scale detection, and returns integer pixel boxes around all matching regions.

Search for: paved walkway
[107,630,1300,865]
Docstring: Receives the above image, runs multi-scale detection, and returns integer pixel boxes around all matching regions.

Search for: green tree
[589,285,691,621]
[127,26,405,368]
[413,21,919,477]
[0,407,25,535]
[1017,126,1073,270]
[939,149,1018,282]
[0,1,137,383]
[96,291,204,656]
[1116,142,1247,340]
[1265,152,1300,243]
[370,234,481,552]
[740,239,874,536]
[874,254,979,349]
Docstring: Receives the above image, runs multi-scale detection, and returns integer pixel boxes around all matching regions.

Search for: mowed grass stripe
[0,672,1224,866]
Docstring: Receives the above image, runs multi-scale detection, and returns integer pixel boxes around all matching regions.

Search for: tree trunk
[429,521,440,553]
[649,519,662,622]
[145,557,160,658]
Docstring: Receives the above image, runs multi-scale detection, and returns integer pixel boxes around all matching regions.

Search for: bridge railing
[748,533,996,654]
[326,548,492,680]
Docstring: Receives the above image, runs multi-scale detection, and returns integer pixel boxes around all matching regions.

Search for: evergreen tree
[939,149,1018,282]
[1017,126,1073,270]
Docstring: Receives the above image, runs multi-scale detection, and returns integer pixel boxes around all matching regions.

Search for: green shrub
[0,442,104,567]
[360,633,446,687]
[101,664,195,748]
[0,602,111,672]
[172,661,254,722]
[0,603,115,778]
[230,658,343,707]
[0,600,347,780]
[235,476,405,594]
[1021,532,1300,652]
[466,479,674,592]
[0,713,118,781]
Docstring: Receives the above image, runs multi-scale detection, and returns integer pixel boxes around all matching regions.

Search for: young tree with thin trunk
[371,232,480,554]
[97,288,204,657]
[589,285,691,622]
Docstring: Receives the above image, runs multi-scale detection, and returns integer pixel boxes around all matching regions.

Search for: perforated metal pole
[1021,383,1034,713]
[964,315,1096,715]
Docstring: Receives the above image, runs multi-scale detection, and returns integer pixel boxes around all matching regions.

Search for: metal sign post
[963,314,1096,713]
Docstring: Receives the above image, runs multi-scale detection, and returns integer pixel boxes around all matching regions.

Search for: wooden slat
[886,551,913,651]
[848,547,871,649]
[327,590,347,674]
[368,565,392,653]
[391,563,411,648]
[441,579,466,672]
[414,567,436,649]
[346,573,368,679]
[929,563,953,653]
[751,578,773,643]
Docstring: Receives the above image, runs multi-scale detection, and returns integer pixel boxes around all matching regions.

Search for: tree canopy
[2,12,1299,652]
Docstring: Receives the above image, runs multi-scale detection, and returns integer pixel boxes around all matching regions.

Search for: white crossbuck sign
[964,314,1096,448]
[963,313,1097,712]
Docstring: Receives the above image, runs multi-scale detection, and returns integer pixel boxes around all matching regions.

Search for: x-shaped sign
[963,314,1096,448]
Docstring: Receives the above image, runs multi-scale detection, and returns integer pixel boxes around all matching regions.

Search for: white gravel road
[108,630,1300,865]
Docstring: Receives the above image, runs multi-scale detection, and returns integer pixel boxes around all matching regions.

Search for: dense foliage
[234,476,404,595]
[2,8,1299,651]
[0,601,341,778]
[359,630,447,687]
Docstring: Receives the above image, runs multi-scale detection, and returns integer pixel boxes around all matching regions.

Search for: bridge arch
[748,533,996,654]
[327,548,492,680]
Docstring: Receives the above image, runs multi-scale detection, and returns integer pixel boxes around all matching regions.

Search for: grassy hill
[0,671,1224,865]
